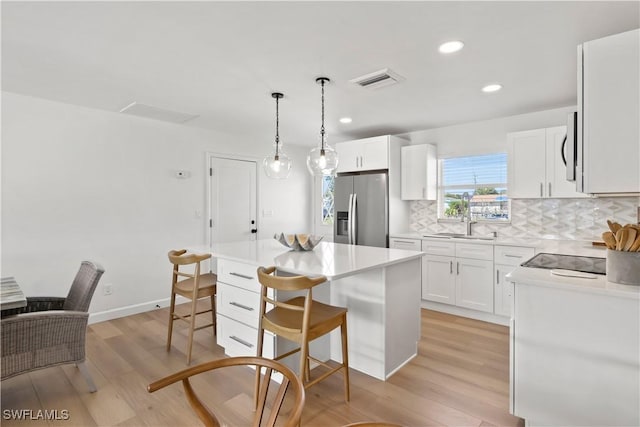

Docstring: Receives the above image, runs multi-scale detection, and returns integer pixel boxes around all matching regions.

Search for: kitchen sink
[422,232,495,241]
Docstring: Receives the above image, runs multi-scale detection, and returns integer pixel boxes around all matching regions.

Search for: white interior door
[209,156,257,245]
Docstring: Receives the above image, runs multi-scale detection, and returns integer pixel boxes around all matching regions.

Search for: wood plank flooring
[1,307,523,426]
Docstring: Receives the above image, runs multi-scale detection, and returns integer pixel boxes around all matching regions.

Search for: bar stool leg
[341,316,350,401]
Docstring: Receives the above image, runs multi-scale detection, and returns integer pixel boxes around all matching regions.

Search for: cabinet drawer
[421,239,455,256]
[218,259,260,292]
[217,315,274,358]
[217,283,260,327]
[455,243,494,261]
[389,238,421,251]
[495,246,535,266]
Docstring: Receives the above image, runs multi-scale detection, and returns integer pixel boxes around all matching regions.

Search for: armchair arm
[1,297,66,317]
[1,311,89,380]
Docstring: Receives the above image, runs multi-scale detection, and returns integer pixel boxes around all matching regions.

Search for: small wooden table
[1,277,27,311]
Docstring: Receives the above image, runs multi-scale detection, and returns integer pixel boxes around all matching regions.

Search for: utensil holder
[606,249,640,286]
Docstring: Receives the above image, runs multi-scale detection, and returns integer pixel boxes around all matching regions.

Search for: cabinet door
[455,258,494,313]
[494,264,514,317]
[545,127,588,198]
[401,144,437,200]
[335,141,360,173]
[508,129,546,198]
[582,29,640,194]
[422,254,455,304]
[361,137,389,171]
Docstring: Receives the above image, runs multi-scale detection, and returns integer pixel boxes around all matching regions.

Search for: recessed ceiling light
[339,117,353,124]
[438,40,464,54]
[482,84,503,93]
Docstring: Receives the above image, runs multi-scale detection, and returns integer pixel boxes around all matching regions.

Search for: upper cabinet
[401,144,437,200]
[335,135,390,173]
[578,29,640,195]
[508,126,587,199]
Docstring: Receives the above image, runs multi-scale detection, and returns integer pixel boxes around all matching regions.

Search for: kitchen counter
[193,239,424,381]
[198,239,424,280]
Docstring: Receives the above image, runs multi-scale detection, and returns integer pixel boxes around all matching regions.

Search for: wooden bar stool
[255,266,350,402]
[167,249,216,364]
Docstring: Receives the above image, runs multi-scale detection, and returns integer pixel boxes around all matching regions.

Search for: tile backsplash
[409,197,640,241]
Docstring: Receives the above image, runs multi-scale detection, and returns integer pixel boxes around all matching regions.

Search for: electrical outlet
[103,283,113,296]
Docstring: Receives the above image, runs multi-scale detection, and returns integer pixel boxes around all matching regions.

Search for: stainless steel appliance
[334,172,388,248]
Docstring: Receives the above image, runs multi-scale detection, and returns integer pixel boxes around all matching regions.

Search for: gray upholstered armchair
[1,261,105,392]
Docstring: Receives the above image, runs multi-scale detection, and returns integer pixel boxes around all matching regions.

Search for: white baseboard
[89,296,190,324]
[421,300,510,326]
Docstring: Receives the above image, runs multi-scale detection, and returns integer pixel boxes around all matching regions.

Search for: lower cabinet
[422,240,494,314]
[494,245,535,317]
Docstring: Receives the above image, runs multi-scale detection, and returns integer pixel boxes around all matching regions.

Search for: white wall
[1,92,312,321]
[400,106,576,156]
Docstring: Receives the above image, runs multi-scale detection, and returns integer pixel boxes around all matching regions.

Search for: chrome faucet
[461,192,476,236]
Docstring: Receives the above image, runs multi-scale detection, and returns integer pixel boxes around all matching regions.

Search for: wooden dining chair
[256,266,350,402]
[167,249,216,364]
[148,356,305,427]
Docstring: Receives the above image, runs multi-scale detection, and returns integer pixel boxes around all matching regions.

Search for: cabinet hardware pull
[497,269,500,284]
[395,240,416,244]
[229,335,254,348]
[450,261,453,274]
[230,272,253,280]
[456,262,460,275]
[422,187,426,199]
[230,301,254,311]
[504,254,523,258]
[540,182,543,197]
[549,183,552,197]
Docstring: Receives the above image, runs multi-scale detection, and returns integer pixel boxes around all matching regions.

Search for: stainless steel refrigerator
[334,172,389,248]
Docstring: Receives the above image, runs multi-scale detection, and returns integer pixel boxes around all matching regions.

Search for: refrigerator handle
[347,193,354,244]
[352,193,358,245]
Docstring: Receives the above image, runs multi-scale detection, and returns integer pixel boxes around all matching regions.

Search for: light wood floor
[1,306,523,427]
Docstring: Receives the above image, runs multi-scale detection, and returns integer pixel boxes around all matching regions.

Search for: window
[321,175,335,226]
[439,153,509,221]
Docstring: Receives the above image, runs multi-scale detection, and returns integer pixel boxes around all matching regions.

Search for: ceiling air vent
[349,68,405,89]
[119,102,198,124]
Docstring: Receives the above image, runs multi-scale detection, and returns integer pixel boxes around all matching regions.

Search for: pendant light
[263,92,292,179]
[306,77,339,176]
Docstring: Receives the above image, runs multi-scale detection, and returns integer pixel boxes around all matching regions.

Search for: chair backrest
[168,249,211,281]
[63,261,105,312]
[148,356,305,427]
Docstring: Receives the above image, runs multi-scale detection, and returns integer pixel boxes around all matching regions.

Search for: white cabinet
[389,237,421,251]
[421,240,494,313]
[401,144,437,200]
[508,126,587,198]
[336,135,390,173]
[578,29,640,194]
[216,259,274,358]
[494,245,535,317]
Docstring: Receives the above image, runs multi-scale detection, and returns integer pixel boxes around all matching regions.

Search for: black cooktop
[521,252,606,275]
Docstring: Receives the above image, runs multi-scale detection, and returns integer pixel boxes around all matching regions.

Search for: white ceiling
[2,1,639,147]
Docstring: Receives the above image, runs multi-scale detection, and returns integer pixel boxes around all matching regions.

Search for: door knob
[251,229,258,234]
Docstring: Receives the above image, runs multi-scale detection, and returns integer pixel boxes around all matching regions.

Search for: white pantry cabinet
[422,240,494,313]
[401,144,437,200]
[494,245,535,317]
[578,29,640,194]
[508,126,587,199]
[336,135,390,173]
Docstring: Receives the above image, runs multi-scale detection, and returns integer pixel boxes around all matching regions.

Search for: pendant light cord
[275,95,280,158]
[320,79,326,151]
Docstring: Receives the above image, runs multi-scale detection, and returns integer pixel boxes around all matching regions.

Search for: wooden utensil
[607,220,622,234]
[602,231,617,250]
[630,234,640,252]
[616,228,630,251]
[624,228,638,251]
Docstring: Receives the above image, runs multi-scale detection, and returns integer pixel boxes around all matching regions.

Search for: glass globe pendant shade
[306,144,338,176]
[263,149,292,179]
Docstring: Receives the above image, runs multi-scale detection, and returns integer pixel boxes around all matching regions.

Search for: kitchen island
[191,239,424,381]
[507,264,640,426]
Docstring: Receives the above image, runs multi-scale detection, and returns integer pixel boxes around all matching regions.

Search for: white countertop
[507,265,640,299]
[191,239,424,280]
